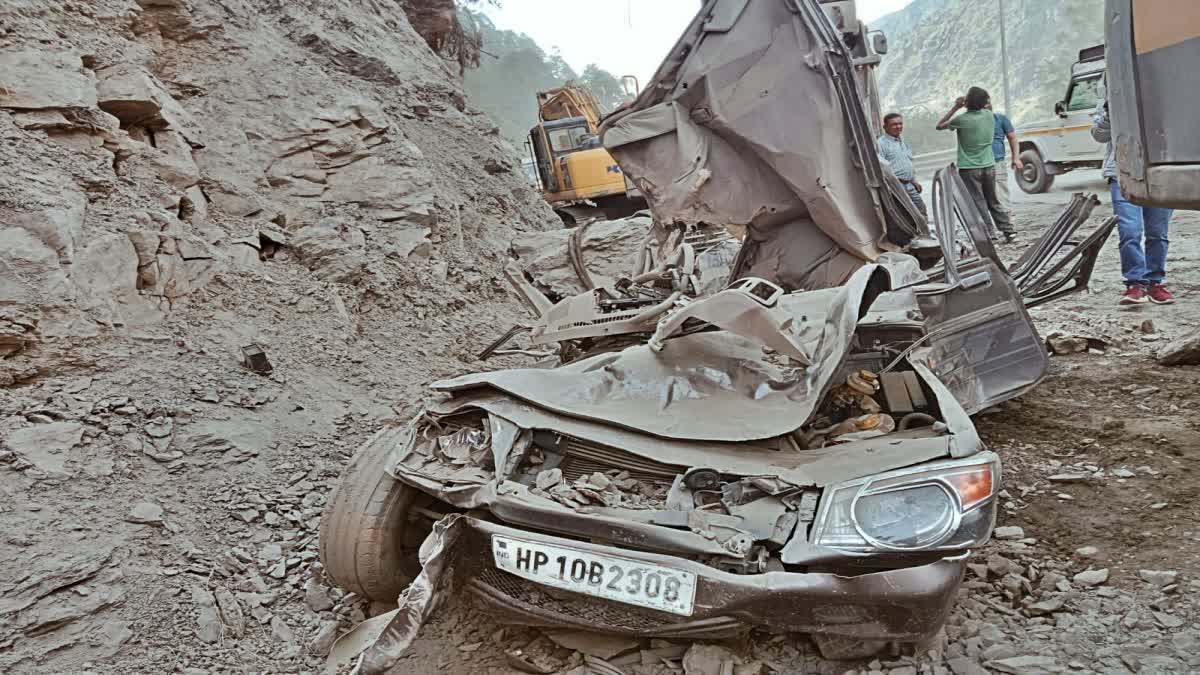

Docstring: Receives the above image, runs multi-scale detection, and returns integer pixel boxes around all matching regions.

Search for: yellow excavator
[526,82,648,225]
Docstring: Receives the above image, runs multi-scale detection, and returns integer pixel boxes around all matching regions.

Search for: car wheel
[1016,149,1054,194]
[319,426,431,601]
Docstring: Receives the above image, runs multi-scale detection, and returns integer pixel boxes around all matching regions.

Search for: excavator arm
[535,83,605,129]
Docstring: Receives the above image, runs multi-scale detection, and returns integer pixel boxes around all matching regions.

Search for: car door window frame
[1066,74,1103,112]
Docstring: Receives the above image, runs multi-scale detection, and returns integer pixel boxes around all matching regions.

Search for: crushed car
[318,1,1116,671]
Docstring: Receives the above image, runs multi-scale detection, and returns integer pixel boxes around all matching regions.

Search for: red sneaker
[1148,284,1175,305]
[1121,286,1149,305]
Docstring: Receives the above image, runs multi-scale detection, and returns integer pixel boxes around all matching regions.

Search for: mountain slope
[462,11,628,148]
[872,0,1104,150]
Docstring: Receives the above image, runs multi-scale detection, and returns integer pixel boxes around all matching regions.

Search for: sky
[481,0,915,86]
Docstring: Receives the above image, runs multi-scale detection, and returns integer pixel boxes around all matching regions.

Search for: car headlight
[811,452,1000,552]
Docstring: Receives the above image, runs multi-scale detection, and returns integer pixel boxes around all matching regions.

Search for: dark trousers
[960,166,1013,235]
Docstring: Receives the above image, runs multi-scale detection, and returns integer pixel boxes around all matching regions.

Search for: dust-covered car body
[320,1,1115,671]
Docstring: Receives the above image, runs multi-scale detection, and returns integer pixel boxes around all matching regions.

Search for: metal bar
[998,0,1012,115]
[1021,216,1117,308]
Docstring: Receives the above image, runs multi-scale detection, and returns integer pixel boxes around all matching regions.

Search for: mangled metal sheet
[511,214,653,298]
[599,0,914,291]
[325,514,466,675]
[433,264,894,442]
[409,391,952,490]
[647,278,815,365]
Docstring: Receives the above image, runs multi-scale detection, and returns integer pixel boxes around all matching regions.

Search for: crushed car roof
[436,264,910,442]
[599,0,922,291]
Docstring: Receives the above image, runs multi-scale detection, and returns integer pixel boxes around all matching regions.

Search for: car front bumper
[457,517,966,643]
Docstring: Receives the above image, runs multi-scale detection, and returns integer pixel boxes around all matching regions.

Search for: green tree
[579,64,627,112]
[459,9,627,148]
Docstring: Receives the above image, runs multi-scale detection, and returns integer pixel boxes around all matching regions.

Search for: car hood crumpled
[433,264,901,443]
[598,0,919,291]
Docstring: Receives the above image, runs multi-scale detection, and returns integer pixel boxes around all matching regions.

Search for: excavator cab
[1104,0,1200,208]
[528,116,620,198]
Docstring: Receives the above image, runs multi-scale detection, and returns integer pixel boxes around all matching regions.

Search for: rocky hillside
[0,0,555,672]
[873,0,1104,150]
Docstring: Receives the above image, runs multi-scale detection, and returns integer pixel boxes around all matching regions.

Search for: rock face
[0,50,99,110]
[0,0,555,350]
[0,1,556,672]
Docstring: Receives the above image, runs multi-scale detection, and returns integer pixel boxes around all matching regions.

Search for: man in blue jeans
[1090,99,1174,305]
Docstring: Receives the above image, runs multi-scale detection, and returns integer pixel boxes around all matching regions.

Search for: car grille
[558,435,685,486]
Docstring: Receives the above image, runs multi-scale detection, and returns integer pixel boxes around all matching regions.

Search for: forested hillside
[461,11,629,148]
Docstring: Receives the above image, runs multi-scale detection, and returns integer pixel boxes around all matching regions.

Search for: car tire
[319,426,429,601]
[1016,149,1054,194]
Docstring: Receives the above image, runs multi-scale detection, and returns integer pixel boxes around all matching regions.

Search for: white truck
[1014,45,1106,194]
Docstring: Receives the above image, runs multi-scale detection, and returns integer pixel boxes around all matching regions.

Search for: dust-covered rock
[0,50,98,110]
[4,422,84,478]
[292,219,370,283]
[270,616,296,643]
[125,502,165,524]
[511,214,652,298]
[310,619,340,655]
[1073,568,1109,587]
[1157,329,1200,366]
[1139,569,1179,587]
[191,587,222,644]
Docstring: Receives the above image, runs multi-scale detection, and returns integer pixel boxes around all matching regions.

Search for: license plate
[491,535,697,616]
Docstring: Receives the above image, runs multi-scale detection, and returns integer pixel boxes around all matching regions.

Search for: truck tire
[1016,149,1054,194]
[319,426,429,601]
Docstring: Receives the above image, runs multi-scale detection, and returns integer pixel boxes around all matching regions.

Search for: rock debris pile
[0,0,553,671]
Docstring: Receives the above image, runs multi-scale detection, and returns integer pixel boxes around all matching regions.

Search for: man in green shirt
[936,86,1014,242]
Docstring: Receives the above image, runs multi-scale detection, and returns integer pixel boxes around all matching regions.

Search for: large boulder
[121,128,202,191]
[511,215,652,297]
[70,233,158,328]
[292,218,369,283]
[321,155,435,224]
[0,228,75,308]
[1158,330,1200,367]
[95,63,204,145]
[4,422,85,479]
[0,50,98,111]
[0,167,87,263]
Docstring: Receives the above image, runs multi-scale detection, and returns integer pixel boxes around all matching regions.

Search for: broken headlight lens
[811,452,1000,552]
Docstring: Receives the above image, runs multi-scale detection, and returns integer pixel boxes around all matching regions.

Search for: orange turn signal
[946,466,995,510]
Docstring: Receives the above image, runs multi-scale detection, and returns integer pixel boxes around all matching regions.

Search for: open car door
[913,167,1116,412]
